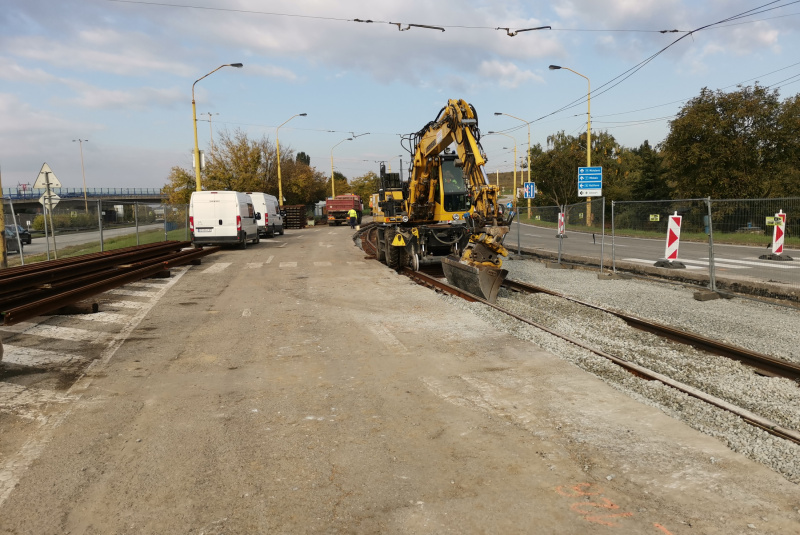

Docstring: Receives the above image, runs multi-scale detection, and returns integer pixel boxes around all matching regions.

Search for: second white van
[246,192,284,238]
[190,191,260,248]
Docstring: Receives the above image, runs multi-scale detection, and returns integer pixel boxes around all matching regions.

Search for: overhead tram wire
[530,0,800,126]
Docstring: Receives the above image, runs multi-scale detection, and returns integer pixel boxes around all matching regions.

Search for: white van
[246,192,284,238]
[190,191,260,248]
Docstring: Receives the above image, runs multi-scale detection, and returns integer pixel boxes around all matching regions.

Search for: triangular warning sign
[33,163,61,189]
[776,226,784,241]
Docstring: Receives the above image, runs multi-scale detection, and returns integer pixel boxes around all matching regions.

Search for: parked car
[4,228,22,254]
[14,225,31,245]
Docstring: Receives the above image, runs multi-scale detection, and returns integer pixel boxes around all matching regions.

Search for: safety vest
[348,209,357,218]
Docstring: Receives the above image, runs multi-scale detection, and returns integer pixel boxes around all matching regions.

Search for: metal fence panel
[1,199,189,269]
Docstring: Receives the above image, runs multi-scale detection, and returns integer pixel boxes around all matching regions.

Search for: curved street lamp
[487,131,518,213]
[549,64,593,224]
[330,137,353,198]
[495,112,532,217]
[192,63,243,192]
[276,113,307,207]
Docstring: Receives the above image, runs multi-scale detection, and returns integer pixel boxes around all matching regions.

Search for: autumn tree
[349,171,380,203]
[163,128,330,206]
[163,166,195,205]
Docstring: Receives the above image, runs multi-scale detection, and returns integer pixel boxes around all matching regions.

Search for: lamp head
[494,112,503,116]
[230,63,244,68]
[299,113,307,116]
[548,65,561,70]
[488,131,496,134]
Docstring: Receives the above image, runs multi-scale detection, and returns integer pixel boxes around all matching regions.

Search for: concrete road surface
[1,226,798,533]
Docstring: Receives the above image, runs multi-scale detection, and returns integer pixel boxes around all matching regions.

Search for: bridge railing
[2,187,166,200]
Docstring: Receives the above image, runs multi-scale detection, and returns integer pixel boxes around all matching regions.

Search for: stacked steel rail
[0,241,218,325]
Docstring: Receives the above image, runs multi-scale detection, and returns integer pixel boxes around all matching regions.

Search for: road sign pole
[43,196,51,261]
[98,200,104,252]
[45,172,58,259]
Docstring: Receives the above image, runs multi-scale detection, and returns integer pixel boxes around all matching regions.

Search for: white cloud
[57,85,185,110]
[477,61,542,89]
[245,64,301,82]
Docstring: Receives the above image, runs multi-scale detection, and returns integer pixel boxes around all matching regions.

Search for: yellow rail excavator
[362,99,513,302]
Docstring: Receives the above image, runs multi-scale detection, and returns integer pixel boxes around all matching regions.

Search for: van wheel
[253,233,260,245]
[267,225,275,238]
[277,225,284,236]
[239,232,247,249]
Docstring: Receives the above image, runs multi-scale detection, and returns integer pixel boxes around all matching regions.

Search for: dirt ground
[1,225,799,534]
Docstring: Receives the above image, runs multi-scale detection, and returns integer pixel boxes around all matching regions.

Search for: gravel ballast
[448,257,800,484]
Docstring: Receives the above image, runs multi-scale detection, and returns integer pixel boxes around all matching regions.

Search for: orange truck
[325,194,363,226]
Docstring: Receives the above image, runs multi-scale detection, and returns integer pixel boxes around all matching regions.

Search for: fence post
[611,200,616,273]
[600,197,605,273]
[706,197,717,292]
[164,209,168,242]
[135,201,140,246]
[98,199,104,252]
[7,197,24,266]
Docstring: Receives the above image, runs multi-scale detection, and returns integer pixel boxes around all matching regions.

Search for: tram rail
[399,266,800,447]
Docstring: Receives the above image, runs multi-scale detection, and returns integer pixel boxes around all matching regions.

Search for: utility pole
[0,165,6,268]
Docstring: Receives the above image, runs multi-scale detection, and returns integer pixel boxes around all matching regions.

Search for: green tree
[529,130,624,206]
[629,140,671,201]
[296,151,311,166]
[661,84,784,199]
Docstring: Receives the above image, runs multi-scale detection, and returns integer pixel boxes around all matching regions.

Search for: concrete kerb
[513,246,800,306]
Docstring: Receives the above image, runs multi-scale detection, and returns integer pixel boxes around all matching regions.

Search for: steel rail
[0,242,183,281]
[502,278,800,382]
[0,248,207,313]
[400,267,800,447]
[0,242,191,294]
[1,246,218,325]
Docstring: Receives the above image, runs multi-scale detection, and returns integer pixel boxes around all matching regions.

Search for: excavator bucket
[441,255,508,303]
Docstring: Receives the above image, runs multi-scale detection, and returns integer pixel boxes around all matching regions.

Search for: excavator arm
[406,99,513,301]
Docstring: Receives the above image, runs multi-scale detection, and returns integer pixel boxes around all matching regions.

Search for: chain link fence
[515,196,799,301]
[2,199,189,267]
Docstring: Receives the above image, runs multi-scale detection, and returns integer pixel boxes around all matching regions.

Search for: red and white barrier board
[557,212,565,235]
[664,213,682,260]
[772,210,787,255]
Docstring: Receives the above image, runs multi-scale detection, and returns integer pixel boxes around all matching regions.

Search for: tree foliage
[661,84,789,199]
[163,129,332,206]
[349,171,380,203]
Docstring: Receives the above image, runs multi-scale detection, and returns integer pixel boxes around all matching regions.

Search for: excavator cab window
[440,159,470,213]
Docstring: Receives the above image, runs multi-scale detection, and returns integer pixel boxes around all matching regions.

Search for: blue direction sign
[578,166,602,198]
[523,182,536,199]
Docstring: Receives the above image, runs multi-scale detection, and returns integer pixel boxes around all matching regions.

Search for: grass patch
[7,228,190,267]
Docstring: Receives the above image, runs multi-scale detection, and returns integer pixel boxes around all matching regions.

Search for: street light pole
[495,112,532,217]
[487,131,518,213]
[276,113,307,207]
[549,64,592,225]
[73,138,89,213]
[192,63,243,192]
[330,137,353,198]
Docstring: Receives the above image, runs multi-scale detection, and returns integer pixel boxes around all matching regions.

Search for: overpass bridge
[3,187,167,203]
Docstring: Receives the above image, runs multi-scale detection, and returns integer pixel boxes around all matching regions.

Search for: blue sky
[2,0,799,192]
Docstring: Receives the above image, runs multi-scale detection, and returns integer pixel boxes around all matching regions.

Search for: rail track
[0,241,218,326]
[393,264,800,447]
